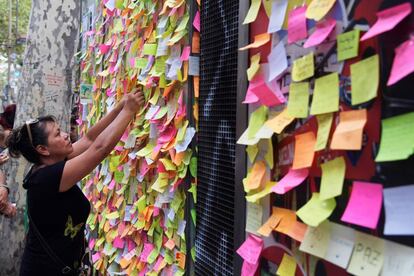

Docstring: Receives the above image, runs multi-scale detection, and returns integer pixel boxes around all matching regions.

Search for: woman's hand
[0,153,9,165]
[124,88,145,113]
[3,203,16,218]
[0,186,8,212]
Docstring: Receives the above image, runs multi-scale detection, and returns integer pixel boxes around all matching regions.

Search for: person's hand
[0,186,8,212]
[124,88,145,113]
[0,153,9,165]
[3,203,16,218]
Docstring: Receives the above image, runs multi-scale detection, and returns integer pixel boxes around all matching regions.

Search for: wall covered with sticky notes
[237,0,414,276]
[77,0,199,274]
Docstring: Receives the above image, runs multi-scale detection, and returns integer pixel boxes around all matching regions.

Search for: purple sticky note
[193,11,200,32]
[304,18,337,48]
[361,2,412,41]
[341,181,383,229]
[271,168,309,194]
[288,6,308,44]
[387,39,414,85]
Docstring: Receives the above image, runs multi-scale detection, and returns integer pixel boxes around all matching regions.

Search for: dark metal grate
[195,0,239,275]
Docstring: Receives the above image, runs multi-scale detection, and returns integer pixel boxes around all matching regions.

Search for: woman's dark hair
[7,115,56,164]
[0,104,16,130]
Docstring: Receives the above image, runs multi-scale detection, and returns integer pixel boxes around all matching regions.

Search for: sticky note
[241,260,259,276]
[341,181,383,229]
[268,41,288,81]
[361,2,412,41]
[143,44,158,56]
[387,39,414,86]
[319,157,346,200]
[245,181,277,203]
[288,6,308,44]
[325,222,355,269]
[276,254,297,276]
[188,56,199,76]
[383,240,414,276]
[299,220,331,258]
[264,109,295,134]
[351,55,379,105]
[193,11,200,31]
[297,193,336,227]
[271,168,309,194]
[180,46,191,61]
[273,207,297,235]
[292,52,314,82]
[243,0,261,24]
[247,53,261,81]
[337,29,360,61]
[330,109,367,150]
[314,113,333,151]
[306,0,337,21]
[246,202,263,235]
[376,112,414,162]
[383,184,414,235]
[287,82,309,118]
[267,0,288,33]
[236,234,263,264]
[247,106,268,139]
[246,144,259,163]
[347,232,384,276]
[304,18,336,48]
[292,132,316,169]
[239,33,270,51]
[285,221,307,242]
[246,161,267,190]
[310,72,339,115]
[248,74,286,107]
[237,128,260,146]
[192,31,200,53]
[258,212,281,237]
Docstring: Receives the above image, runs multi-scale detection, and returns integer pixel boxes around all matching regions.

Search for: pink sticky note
[193,11,201,32]
[249,74,286,107]
[236,234,263,265]
[288,6,308,44]
[361,3,412,41]
[341,181,383,229]
[387,39,414,85]
[180,46,191,61]
[304,18,337,48]
[241,260,260,276]
[113,236,124,249]
[88,238,96,250]
[92,252,101,263]
[271,168,309,194]
[99,44,110,54]
[140,243,155,263]
[243,88,260,104]
[108,179,116,190]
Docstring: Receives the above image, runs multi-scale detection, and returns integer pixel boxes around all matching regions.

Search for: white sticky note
[267,41,288,82]
[189,56,200,76]
[246,202,263,235]
[382,240,414,276]
[267,0,288,33]
[325,222,355,269]
[299,221,331,259]
[175,127,195,153]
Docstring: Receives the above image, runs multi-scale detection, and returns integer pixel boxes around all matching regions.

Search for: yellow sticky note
[330,109,367,150]
[310,72,339,115]
[248,106,268,139]
[245,181,276,203]
[292,52,314,82]
[277,254,297,276]
[265,109,295,134]
[246,202,263,235]
[314,113,333,151]
[292,132,316,169]
[299,220,331,258]
[246,144,259,163]
[347,232,384,276]
[296,193,336,227]
[306,0,336,21]
[243,0,261,24]
[264,139,274,169]
[247,53,261,81]
[337,29,360,61]
[287,82,309,118]
[143,43,158,56]
[320,157,346,200]
[351,55,379,105]
[263,0,272,17]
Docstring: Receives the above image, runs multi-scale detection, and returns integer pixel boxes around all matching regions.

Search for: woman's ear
[35,145,50,157]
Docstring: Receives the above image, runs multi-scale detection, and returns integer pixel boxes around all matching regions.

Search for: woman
[0,124,16,217]
[7,90,144,275]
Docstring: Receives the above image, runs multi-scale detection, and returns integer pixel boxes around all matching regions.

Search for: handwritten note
[325,222,355,269]
[310,72,339,115]
[299,220,331,258]
[351,55,379,105]
[243,0,261,24]
[297,193,336,227]
[320,156,346,200]
[292,52,314,82]
[288,6,308,44]
[337,29,360,61]
[247,53,261,81]
[304,18,336,48]
[240,33,270,51]
[246,202,263,235]
[287,81,309,118]
[276,254,297,276]
[268,0,288,33]
[272,168,309,194]
[265,109,295,134]
[268,41,288,81]
[306,0,337,21]
[387,39,414,86]
[330,109,367,150]
[347,232,384,276]
[341,181,383,229]
[236,234,264,265]
[361,2,412,41]
[292,132,316,169]
[315,113,333,151]
[383,184,414,235]
[375,112,414,162]
[383,240,414,276]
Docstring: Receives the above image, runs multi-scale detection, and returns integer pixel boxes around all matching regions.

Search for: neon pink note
[288,6,308,44]
[193,11,200,32]
[248,74,286,107]
[304,18,337,48]
[387,39,414,85]
[180,46,191,61]
[271,168,309,194]
[236,234,263,265]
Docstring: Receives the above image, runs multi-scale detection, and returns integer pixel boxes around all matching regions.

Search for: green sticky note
[246,144,258,163]
[245,181,276,203]
[314,113,333,151]
[160,158,176,171]
[337,29,360,61]
[137,141,155,157]
[264,139,274,169]
[175,14,189,32]
[310,73,339,115]
[149,88,160,105]
[169,30,187,45]
[191,246,196,261]
[191,208,196,226]
[113,19,123,33]
[176,120,189,142]
[136,196,146,213]
[151,173,169,193]
[247,106,268,139]
[243,0,261,24]
[287,82,309,118]
[147,248,159,264]
[292,52,314,82]
[375,112,414,162]
[296,193,336,227]
[155,56,167,74]
[320,157,346,200]
[190,157,197,177]
[143,43,158,56]
[153,106,168,120]
[109,156,120,172]
[114,171,124,183]
[351,54,379,105]
[188,183,197,203]
[135,57,148,69]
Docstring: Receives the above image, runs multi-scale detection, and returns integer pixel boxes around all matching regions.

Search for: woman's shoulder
[23,160,67,190]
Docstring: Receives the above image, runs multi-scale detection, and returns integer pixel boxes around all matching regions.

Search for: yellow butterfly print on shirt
[64,216,84,239]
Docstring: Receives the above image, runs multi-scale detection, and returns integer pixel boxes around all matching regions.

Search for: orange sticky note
[192,31,200,53]
[247,160,267,190]
[286,221,308,242]
[265,109,295,134]
[273,207,297,235]
[292,132,316,169]
[257,213,282,236]
[330,109,367,150]
[164,239,175,250]
[193,76,199,97]
[239,33,270,51]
